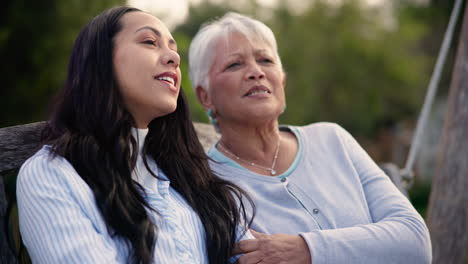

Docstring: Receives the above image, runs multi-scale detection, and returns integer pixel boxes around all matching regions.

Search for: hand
[233,230,312,264]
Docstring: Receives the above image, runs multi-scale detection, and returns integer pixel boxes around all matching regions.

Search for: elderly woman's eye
[260,58,273,63]
[226,62,241,69]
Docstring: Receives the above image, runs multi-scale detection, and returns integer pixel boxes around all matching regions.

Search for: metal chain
[217,139,281,175]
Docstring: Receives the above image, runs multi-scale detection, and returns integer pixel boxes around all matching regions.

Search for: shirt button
[313,208,320,214]
[280,178,287,182]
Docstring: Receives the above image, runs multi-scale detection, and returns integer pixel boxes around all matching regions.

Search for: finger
[250,229,268,239]
[237,250,264,264]
[232,239,259,255]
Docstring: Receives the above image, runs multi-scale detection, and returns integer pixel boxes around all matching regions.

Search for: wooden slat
[0,122,219,174]
[0,176,18,263]
[0,122,44,174]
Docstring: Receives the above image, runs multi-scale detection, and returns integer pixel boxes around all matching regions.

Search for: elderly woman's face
[205,32,285,126]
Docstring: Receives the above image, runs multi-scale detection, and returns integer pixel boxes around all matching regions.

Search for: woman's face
[113,12,181,128]
[203,32,285,127]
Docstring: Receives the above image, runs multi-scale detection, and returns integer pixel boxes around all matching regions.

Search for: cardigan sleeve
[299,124,431,264]
[16,150,124,264]
[229,203,255,263]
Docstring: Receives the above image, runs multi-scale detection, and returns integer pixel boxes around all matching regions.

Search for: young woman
[17,6,252,264]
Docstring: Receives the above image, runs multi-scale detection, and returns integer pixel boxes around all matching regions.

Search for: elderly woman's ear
[282,72,287,87]
[196,86,213,110]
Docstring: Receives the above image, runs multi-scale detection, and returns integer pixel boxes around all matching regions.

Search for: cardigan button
[313,208,320,214]
[280,178,287,182]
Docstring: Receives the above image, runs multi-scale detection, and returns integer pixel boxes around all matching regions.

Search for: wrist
[298,234,313,264]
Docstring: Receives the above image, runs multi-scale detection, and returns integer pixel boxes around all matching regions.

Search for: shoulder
[297,121,345,133]
[291,122,350,143]
[19,146,74,180]
[17,146,83,195]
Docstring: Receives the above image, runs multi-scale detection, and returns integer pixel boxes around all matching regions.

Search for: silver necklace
[217,139,281,175]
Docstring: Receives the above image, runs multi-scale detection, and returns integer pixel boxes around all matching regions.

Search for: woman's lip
[154,71,178,87]
[157,79,178,93]
[244,91,270,98]
[243,85,271,97]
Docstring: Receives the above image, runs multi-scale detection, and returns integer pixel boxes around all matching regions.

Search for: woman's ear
[196,86,213,110]
[282,71,287,87]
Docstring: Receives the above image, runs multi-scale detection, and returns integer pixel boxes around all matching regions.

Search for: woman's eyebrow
[135,26,177,46]
[254,49,269,55]
[227,51,242,58]
[135,26,161,36]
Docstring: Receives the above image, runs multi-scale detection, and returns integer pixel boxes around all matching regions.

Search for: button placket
[285,181,330,229]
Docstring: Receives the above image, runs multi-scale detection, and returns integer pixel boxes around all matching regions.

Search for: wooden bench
[0,121,408,263]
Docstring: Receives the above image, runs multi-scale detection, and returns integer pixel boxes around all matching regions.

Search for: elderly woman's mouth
[243,86,271,97]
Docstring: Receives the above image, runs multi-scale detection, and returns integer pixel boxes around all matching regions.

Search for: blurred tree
[271,0,430,136]
[173,0,432,137]
[0,0,456,139]
[398,0,459,97]
[427,2,468,262]
[0,0,124,128]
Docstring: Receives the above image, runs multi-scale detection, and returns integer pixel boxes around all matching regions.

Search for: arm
[234,230,311,264]
[230,220,256,263]
[299,125,431,264]
[16,152,124,264]
[232,124,431,264]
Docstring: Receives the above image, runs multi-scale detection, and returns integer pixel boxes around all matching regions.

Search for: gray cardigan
[208,122,431,264]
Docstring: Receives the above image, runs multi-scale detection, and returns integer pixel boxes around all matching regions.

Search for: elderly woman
[188,12,431,264]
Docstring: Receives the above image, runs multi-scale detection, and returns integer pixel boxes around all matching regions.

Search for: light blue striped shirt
[17,128,250,263]
[208,123,432,264]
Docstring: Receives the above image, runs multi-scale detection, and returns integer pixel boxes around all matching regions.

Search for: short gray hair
[188,12,282,91]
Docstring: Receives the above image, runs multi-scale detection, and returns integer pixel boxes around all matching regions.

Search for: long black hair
[42,6,253,264]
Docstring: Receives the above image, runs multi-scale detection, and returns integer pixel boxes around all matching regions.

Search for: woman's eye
[226,62,241,70]
[143,40,157,46]
[260,58,273,64]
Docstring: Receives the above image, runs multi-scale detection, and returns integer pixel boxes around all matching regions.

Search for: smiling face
[113,11,181,128]
[200,32,285,128]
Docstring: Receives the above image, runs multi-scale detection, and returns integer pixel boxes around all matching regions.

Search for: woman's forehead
[119,12,171,38]
[214,32,273,55]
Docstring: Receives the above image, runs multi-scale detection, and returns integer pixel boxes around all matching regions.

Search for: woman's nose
[247,63,265,80]
[162,49,180,68]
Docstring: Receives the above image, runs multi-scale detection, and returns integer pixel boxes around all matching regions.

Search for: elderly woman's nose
[246,63,265,80]
[161,49,180,68]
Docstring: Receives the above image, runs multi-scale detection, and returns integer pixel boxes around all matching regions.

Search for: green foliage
[408,181,432,217]
[271,0,430,136]
[0,0,451,138]
[0,0,124,127]
[171,0,435,137]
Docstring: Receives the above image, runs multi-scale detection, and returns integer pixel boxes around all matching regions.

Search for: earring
[206,108,218,127]
[207,108,214,117]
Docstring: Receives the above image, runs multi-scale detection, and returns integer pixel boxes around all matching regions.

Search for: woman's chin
[151,103,178,119]
[241,105,282,120]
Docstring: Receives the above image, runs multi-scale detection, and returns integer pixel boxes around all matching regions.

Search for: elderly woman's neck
[218,120,281,157]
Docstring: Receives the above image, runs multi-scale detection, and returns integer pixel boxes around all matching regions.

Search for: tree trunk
[426,3,468,264]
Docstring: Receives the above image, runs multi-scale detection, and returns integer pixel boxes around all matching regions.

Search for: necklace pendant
[271,169,276,175]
